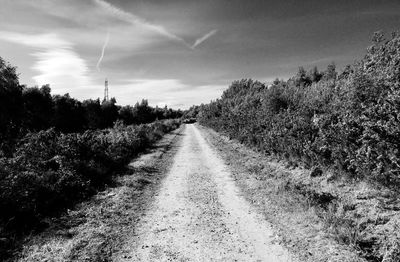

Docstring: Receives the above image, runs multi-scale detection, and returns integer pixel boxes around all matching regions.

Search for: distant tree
[52,94,85,132]
[371,30,385,45]
[101,97,119,128]
[0,57,23,154]
[153,105,165,120]
[183,105,200,119]
[132,99,154,124]
[295,66,312,87]
[308,66,323,83]
[322,62,337,81]
[82,98,102,129]
[118,105,135,125]
[22,85,53,131]
[162,105,170,119]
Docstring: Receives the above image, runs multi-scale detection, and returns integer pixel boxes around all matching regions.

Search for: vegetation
[199,31,400,188]
[0,59,182,156]
[0,56,181,259]
[198,32,400,261]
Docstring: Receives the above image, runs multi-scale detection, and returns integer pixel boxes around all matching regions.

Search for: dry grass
[200,125,400,262]
[13,127,183,262]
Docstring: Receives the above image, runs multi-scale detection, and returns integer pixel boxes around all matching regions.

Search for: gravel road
[118,124,295,262]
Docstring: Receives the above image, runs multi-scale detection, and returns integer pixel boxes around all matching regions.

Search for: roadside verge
[198,124,368,262]
[15,126,184,262]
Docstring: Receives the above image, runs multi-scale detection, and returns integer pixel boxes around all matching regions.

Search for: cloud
[0,31,72,49]
[93,0,191,48]
[31,48,90,92]
[109,78,226,108]
[191,29,218,49]
[96,32,110,71]
[0,31,90,94]
[26,0,218,51]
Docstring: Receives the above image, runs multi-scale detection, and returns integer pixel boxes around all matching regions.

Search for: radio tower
[104,78,109,102]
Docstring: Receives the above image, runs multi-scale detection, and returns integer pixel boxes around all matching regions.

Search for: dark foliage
[118,100,182,126]
[0,56,183,258]
[0,58,23,156]
[198,32,400,187]
[0,119,180,258]
[0,61,182,155]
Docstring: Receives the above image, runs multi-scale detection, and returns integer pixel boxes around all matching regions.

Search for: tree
[22,85,53,131]
[132,99,154,124]
[118,105,135,125]
[0,57,23,154]
[322,62,337,81]
[101,97,119,128]
[52,94,85,132]
[82,98,102,129]
[308,66,322,83]
[295,66,312,87]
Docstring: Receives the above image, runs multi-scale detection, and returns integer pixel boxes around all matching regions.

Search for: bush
[0,120,180,235]
[198,32,400,187]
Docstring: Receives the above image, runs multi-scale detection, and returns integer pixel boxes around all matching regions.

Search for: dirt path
[115,124,295,261]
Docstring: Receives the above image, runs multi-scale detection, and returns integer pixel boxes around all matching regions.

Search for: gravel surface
[117,124,295,262]
[17,125,296,262]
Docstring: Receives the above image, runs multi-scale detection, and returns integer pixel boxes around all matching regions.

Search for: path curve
[117,124,295,262]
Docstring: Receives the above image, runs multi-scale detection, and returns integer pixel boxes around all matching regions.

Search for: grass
[0,120,181,261]
[201,125,400,262]
[15,126,182,261]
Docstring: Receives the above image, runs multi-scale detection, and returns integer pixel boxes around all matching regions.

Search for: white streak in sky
[96,32,110,71]
[93,0,191,47]
[191,29,218,49]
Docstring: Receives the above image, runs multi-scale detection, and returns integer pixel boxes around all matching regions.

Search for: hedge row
[198,32,400,187]
[0,119,180,236]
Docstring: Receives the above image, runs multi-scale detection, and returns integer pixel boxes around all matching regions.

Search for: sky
[0,0,399,109]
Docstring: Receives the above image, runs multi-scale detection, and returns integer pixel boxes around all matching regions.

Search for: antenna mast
[104,78,109,102]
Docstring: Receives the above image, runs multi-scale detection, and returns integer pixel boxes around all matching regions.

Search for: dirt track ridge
[117,124,294,261]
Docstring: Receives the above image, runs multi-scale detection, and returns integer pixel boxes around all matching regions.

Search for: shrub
[0,120,180,235]
[198,32,400,187]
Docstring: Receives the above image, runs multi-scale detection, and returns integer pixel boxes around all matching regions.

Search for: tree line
[0,58,182,155]
[198,32,400,187]
[0,56,182,259]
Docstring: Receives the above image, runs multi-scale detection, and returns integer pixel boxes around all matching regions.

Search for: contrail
[191,29,218,49]
[93,0,191,48]
[96,32,110,71]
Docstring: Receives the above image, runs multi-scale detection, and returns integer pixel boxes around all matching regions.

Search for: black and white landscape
[1,1,400,261]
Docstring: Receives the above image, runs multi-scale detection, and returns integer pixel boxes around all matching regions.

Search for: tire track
[117,124,295,262]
